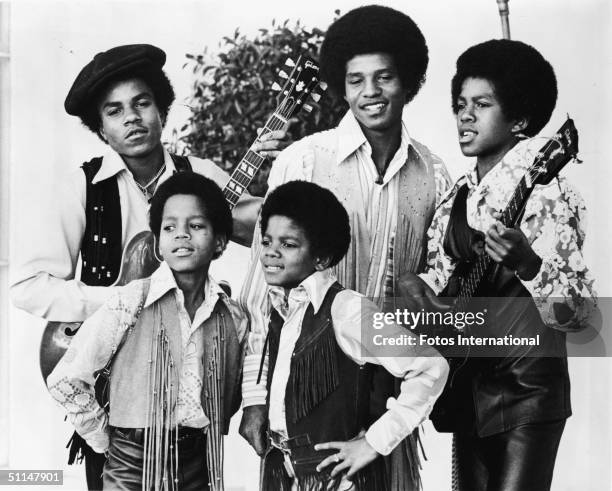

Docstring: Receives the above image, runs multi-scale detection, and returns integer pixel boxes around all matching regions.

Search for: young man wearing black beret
[239,6,451,490]
[10,43,289,490]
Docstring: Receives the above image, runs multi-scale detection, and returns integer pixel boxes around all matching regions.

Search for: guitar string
[453,134,572,310]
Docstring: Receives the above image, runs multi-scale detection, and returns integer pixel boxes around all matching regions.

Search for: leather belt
[111,426,204,445]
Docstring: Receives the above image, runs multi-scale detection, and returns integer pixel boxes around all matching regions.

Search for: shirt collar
[268,269,336,315]
[465,139,534,190]
[335,106,415,166]
[92,147,178,184]
[144,261,227,309]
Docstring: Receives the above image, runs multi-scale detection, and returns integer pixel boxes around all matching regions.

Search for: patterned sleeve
[46,282,144,452]
[519,178,598,331]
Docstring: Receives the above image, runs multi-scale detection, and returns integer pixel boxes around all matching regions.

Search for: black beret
[65,44,166,116]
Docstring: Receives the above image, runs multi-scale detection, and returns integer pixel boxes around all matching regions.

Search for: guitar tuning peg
[311,93,321,102]
[319,81,328,91]
[278,70,289,79]
[285,58,295,67]
[271,82,282,91]
[304,104,313,113]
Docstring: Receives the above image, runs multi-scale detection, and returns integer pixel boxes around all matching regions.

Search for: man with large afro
[401,39,598,491]
[239,5,452,491]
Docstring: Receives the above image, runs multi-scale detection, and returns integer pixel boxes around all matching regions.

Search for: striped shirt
[240,109,451,406]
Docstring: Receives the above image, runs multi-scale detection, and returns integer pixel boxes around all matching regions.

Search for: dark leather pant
[455,420,566,491]
[85,451,106,490]
[102,427,209,490]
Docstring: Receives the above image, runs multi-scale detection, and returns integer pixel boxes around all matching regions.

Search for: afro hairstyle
[451,39,557,137]
[80,68,175,140]
[320,5,428,103]
[149,172,232,260]
[260,180,351,268]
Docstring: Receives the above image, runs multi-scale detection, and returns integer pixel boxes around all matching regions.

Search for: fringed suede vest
[262,283,387,491]
[109,289,243,431]
[109,285,244,490]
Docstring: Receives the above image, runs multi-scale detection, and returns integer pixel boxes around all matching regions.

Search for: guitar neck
[454,172,536,313]
[222,112,289,209]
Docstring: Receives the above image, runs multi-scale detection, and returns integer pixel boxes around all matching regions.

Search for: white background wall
[6,0,612,489]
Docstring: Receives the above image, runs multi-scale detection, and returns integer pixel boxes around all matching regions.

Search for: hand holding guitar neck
[441,117,580,328]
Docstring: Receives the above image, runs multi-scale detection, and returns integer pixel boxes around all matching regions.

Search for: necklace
[135,163,166,201]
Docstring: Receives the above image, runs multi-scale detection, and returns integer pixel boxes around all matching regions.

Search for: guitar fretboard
[222,112,288,209]
[452,130,571,314]
[453,175,531,313]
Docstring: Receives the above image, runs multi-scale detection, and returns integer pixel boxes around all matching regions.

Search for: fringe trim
[289,326,339,423]
[204,312,225,491]
[389,429,422,491]
[262,450,388,491]
[261,450,292,491]
[142,314,178,491]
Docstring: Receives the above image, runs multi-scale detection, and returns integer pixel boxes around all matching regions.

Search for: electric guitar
[429,118,580,431]
[439,117,580,316]
[39,55,325,382]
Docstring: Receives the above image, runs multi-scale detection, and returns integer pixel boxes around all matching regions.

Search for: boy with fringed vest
[255,181,449,490]
[48,173,247,490]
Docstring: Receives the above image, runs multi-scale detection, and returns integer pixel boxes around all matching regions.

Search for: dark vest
[431,184,571,437]
[79,154,192,287]
[263,283,387,490]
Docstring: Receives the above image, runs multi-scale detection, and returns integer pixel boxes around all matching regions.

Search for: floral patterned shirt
[420,139,597,331]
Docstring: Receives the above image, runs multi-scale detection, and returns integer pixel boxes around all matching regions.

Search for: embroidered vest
[299,131,438,305]
[263,283,387,490]
[79,154,192,287]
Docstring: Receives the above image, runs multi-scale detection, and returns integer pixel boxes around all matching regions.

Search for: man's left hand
[485,216,542,280]
[252,128,293,160]
[314,434,379,480]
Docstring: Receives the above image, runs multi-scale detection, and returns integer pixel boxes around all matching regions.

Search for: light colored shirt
[10,148,232,322]
[241,108,451,406]
[266,270,448,456]
[420,139,597,330]
[47,261,241,453]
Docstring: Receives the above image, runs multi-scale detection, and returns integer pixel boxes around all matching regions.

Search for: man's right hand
[239,404,268,456]
[397,272,449,312]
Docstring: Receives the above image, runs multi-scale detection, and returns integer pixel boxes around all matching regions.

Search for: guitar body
[39,231,159,382]
[39,56,324,383]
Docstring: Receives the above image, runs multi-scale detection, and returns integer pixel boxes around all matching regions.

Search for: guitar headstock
[272,55,326,120]
[531,117,580,186]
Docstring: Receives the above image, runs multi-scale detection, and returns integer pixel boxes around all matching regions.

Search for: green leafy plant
[173,17,346,196]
